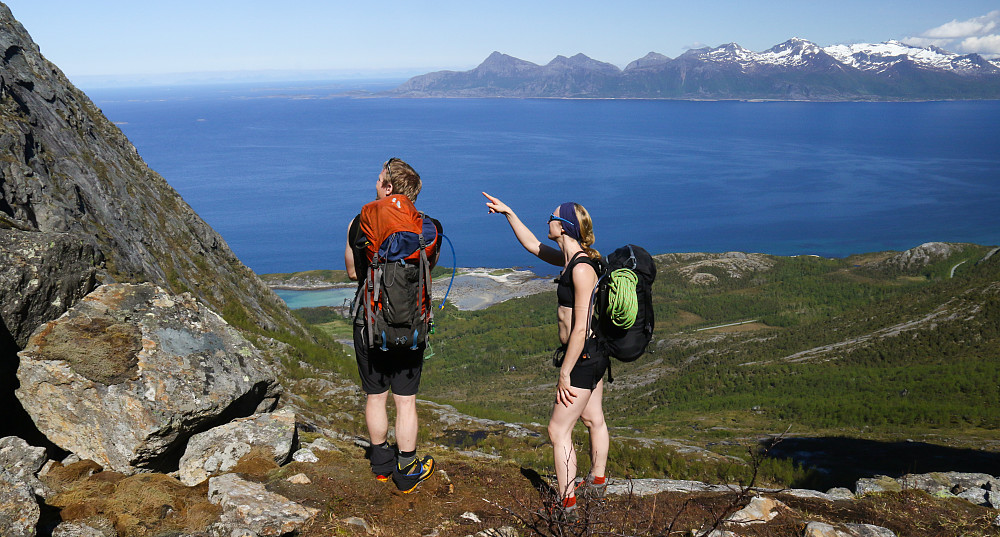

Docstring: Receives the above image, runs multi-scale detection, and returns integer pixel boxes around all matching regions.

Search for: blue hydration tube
[439,234,457,309]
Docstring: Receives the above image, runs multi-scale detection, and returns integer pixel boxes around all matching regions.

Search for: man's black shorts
[354,323,424,396]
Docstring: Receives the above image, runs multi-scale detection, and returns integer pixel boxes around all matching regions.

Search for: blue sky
[5,1,1000,85]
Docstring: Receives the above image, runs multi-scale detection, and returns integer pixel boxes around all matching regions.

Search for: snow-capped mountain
[393,39,1000,100]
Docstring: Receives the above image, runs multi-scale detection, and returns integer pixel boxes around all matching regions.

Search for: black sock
[398,449,417,469]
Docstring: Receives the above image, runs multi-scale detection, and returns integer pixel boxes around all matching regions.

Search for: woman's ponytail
[575,203,600,261]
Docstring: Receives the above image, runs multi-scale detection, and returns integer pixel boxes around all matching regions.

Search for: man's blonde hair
[384,158,422,202]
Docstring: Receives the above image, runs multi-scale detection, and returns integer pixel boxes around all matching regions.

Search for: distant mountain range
[391,39,1000,100]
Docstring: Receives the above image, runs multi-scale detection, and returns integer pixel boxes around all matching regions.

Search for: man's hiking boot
[368,442,396,483]
[575,475,607,499]
[392,455,435,493]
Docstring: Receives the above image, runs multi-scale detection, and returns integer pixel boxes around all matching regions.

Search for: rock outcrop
[16,283,281,473]
[0,3,302,336]
[656,252,775,285]
[856,471,1000,508]
[864,242,971,274]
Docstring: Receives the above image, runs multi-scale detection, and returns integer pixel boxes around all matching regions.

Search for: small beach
[271,268,554,311]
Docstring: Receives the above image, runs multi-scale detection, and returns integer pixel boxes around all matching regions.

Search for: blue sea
[87,82,1000,276]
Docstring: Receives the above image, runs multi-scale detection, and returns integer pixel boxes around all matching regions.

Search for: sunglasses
[547,215,577,228]
[382,157,399,182]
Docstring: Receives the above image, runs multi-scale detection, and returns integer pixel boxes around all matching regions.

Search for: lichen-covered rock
[0,436,49,497]
[178,410,296,486]
[0,470,40,537]
[15,283,281,473]
[51,520,113,537]
[0,229,102,349]
[855,475,902,495]
[291,448,318,464]
[208,473,317,536]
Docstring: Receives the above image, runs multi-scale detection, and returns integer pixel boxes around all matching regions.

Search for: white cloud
[683,42,709,51]
[959,35,1000,57]
[901,36,953,49]
[921,10,999,39]
[904,11,1000,58]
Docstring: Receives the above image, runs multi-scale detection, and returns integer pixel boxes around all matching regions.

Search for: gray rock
[305,437,338,453]
[0,229,102,349]
[843,523,896,537]
[291,448,319,464]
[825,487,855,500]
[804,521,852,537]
[0,4,303,336]
[606,478,737,497]
[208,473,318,536]
[725,496,785,525]
[51,520,113,537]
[15,283,281,474]
[0,436,49,497]
[342,516,372,534]
[178,410,296,486]
[855,475,902,495]
[956,487,989,506]
[0,470,40,537]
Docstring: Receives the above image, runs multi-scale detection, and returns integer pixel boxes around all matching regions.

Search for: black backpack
[592,244,656,362]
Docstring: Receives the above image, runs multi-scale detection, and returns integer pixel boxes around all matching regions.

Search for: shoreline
[268,267,554,311]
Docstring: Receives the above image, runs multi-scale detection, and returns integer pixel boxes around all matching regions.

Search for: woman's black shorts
[567,338,609,390]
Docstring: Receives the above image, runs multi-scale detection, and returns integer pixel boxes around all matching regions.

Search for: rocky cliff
[0,3,300,337]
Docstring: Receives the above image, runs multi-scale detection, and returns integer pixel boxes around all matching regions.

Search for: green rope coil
[607,268,639,328]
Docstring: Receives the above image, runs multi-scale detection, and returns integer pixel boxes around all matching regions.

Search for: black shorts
[354,322,424,396]
[568,338,609,390]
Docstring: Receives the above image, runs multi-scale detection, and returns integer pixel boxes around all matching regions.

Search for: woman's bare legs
[580,380,608,479]
[548,388,593,500]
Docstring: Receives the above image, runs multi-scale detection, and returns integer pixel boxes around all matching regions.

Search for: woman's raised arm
[483,192,562,266]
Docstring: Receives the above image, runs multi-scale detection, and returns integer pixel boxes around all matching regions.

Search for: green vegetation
[288,244,1000,486]
[419,246,1000,441]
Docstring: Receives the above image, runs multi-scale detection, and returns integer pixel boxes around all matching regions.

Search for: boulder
[15,283,282,473]
[208,473,318,536]
[0,470,40,537]
[0,436,49,497]
[0,229,102,350]
[825,487,855,500]
[0,229,102,443]
[725,495,785,525]
[292,448,319,463]
[178,410,296,486]
[855,475,902,495]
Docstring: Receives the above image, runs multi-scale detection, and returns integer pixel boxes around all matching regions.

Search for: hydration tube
[439,234,457,309]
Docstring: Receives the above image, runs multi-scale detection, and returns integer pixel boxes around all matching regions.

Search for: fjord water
[89,83,1000,275]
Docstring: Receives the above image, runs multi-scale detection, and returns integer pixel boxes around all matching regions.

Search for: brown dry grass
[37,441,1000,537]
[45,465,219,536]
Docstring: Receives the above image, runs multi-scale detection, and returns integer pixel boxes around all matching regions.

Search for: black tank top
[557,252,599,308]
